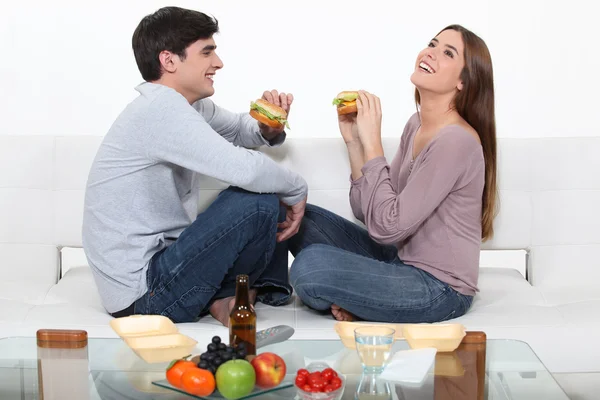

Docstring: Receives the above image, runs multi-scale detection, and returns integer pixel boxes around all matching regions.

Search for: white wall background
[1,0,598,139]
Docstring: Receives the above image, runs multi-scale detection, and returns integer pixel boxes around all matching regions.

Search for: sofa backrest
[1,135,598,289]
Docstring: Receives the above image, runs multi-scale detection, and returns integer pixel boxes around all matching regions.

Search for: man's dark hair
[132,6,219,81]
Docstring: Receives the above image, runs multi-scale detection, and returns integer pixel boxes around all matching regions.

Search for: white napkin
[379,348,437,386]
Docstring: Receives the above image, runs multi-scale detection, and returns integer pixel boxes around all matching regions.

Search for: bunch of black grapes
[197,336,248,375]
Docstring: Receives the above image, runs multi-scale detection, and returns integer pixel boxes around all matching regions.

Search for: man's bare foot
[209,297,235,327]
[209,289,258,327]
[331,304,356,322]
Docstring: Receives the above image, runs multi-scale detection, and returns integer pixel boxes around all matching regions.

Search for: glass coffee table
[0,334,569,399]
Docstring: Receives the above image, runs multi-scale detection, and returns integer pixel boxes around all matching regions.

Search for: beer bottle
[229,274,256,356]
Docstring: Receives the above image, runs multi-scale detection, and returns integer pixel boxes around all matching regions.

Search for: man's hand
[259,90,294,140]
[276,196,307,242]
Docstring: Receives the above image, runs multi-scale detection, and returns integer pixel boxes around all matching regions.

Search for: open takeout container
[334,321,404,349]
[110,315,197,363]
[403,323,466,352]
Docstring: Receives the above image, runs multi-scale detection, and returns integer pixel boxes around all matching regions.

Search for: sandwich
[332,91,358,115]
[249,99,290,129]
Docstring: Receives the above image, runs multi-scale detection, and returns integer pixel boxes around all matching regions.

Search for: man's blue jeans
[288,204,473,323]
[128,187,292,323]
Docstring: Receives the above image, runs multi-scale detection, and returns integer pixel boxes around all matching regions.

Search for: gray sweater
[82,82,307,313]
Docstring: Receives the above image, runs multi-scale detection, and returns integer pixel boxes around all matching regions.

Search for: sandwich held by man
[249,99,290,130]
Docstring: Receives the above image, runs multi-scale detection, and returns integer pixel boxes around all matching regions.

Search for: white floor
[553,373,600,400]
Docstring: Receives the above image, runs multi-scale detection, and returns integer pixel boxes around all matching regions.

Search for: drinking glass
[354,326,395,373]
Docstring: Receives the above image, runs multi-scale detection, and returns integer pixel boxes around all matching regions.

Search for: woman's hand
[338,111,359,144]
[337,105,365,180]
[356,90,384,159]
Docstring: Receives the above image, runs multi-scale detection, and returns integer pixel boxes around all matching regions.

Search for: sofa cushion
[531,245,600,290]
[0,299,34,324]
[0,244,59,285]
[22,303,113,328]
[540,286,600,306]
[44,266,105,311]
[470,268,546,308]
[556,300,600,327]
[0,282,54,305]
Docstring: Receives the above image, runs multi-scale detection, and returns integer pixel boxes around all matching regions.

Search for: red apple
[250,352,287,388]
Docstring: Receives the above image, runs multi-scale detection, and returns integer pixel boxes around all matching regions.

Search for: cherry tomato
[297,368,310,377]
[324,384,336,392]
[321,368,334,382]
[310,377,326,391]
[303,384,314,392]
[307,371,322,385]
[295,375,307,387]
[330,376,342,389]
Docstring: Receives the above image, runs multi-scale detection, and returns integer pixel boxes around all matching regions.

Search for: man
[82,6,307,327]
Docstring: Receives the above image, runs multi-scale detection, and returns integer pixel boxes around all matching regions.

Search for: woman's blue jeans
[288,204,473,323]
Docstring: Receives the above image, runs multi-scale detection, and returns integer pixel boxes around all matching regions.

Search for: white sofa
[1,135,599,377]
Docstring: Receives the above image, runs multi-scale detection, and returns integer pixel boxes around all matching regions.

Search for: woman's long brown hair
[415,24,498,242]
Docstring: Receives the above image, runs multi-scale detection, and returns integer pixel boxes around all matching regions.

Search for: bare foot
[209,297,235,327]
[209,289,258,327]
[331,304,356,322]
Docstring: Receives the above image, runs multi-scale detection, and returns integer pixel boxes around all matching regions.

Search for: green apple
[216,359,256,399]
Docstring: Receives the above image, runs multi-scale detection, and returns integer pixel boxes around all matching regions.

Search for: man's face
[172,37,223,101]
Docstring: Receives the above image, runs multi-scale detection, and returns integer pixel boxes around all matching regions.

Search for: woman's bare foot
[331,304,356,321]
[209,289,258,327]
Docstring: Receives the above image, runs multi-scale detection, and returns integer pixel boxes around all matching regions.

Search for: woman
[288,25,498,323]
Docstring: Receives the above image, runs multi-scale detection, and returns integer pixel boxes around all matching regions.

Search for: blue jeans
[288,204,473,323]
[126,187,292,323]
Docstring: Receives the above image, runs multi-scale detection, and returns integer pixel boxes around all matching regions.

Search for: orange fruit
[181,368,216,396]
[166,356,197,388]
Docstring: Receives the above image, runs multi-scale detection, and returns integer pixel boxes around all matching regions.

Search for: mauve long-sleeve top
[350,113,485,296]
